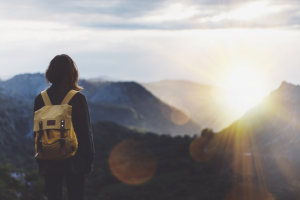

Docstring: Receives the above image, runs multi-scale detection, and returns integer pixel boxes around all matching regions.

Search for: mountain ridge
[0,73,201,135]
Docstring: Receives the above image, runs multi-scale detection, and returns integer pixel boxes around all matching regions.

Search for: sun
[222,64,267,116]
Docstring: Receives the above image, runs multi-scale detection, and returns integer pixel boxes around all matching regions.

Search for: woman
[33,54,95,200]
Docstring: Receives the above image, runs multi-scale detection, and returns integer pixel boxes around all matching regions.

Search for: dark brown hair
[45,54,83,93]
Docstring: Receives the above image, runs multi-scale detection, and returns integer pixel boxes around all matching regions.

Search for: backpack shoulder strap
[41,90,52,106]
[61,90,79,105]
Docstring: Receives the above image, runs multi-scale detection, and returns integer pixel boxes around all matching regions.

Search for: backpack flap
[33,104,72,132]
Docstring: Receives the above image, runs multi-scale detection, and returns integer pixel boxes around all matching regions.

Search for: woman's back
[34,85,94,174]
[33,54,94,200]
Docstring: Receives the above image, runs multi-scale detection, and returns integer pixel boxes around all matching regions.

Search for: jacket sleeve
[33,94,45,138]
[83,95,95,171]
[33,94,44,163]
[72,94,95,171]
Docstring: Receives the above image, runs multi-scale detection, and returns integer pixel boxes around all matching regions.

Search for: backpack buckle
[60,120,66,155]
[37,121,43,157]
[60,138,65,146]
[60,138,66,155]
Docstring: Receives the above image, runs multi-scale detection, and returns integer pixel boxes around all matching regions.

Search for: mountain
[0,73,201,136]
[88,81,201,135]
[141,80,235,132]
[0,73,49,101]
[217,81,300,157]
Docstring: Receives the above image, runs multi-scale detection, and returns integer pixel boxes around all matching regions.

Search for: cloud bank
[0,0,299,93]
[0,0,299,30]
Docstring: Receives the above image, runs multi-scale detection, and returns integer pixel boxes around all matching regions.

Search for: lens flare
[160,97,191,125]
[109,140,157,185]
[168,97,184,111]
[171,107,190,125]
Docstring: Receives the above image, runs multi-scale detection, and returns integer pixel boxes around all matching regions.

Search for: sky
[0,0,300,93]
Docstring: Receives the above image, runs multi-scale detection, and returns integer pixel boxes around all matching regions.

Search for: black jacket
[33,85,95,175]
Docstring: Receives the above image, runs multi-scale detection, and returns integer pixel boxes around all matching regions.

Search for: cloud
[0,0,299,97]
[0,0,299,29]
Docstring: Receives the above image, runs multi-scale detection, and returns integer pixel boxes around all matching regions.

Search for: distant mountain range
[0,73,201,136]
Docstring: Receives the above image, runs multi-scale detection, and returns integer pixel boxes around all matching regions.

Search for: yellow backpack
[34,90,78,160]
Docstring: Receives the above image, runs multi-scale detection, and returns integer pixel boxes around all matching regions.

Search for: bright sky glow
[0,25,299,91]
[204,1,286,22]
[223,1,281,21]
[222,64,268,116]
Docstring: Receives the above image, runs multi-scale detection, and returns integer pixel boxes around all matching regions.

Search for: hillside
[0,121,232,200]
[0,87,35,171]
[84,121,230,200]
[2,120,300,200]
